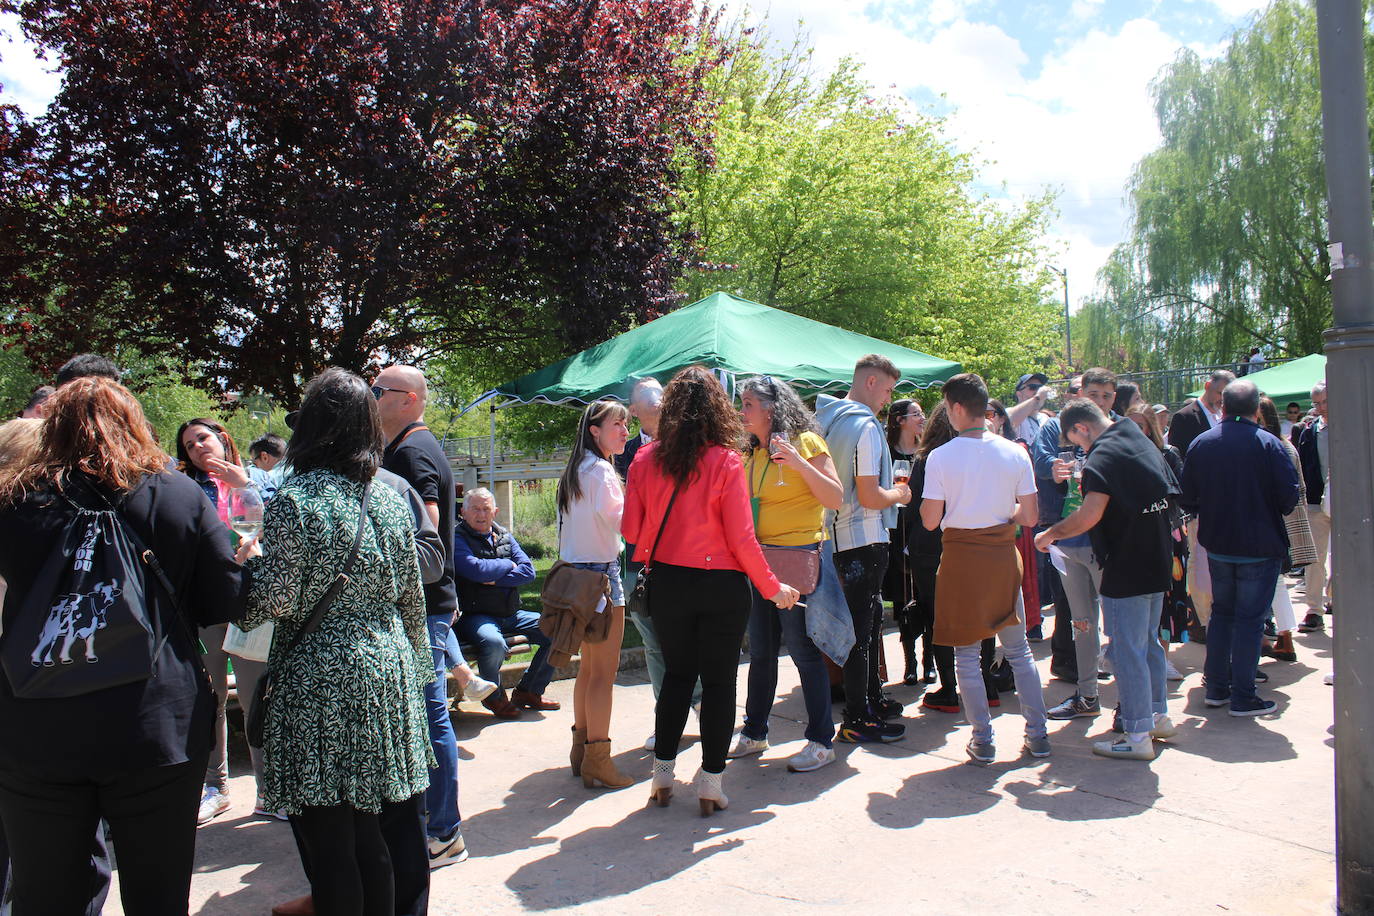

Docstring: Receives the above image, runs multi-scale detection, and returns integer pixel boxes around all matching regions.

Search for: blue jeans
[455,610,555,695]
[742,581,835,748]
[954,593,1048,743]
[1204,557,1282,706]
[1100,592,1168,734]
[424,614,461,839]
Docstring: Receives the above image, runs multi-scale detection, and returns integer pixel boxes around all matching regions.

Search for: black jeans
[834,543,889,723]
[290,792,428,916]
[649,563,752,774]
[289,793,430,916]
[0,754,206,916]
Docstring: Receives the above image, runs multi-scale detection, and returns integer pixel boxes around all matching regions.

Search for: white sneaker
[644,732,657,751]
[1150,714,1178,740]
[1164,659,1184,681]
[461,675,498,703]
[787,741,836,772]
[727,734,768,759]
[253,799,289,821]
[1324,672,1335,686]
[197,787,230,826]
[428,829,469,868]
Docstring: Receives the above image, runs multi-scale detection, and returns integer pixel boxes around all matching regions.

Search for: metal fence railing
[1046,357,1295,408]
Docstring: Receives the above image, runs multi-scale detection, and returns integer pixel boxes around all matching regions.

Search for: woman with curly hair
[623,367,800,815]
[728,376,842,773]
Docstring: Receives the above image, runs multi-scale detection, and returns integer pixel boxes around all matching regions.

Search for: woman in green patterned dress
[239,368,433,916]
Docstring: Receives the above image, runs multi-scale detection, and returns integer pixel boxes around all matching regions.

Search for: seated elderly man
[453,487,559,718]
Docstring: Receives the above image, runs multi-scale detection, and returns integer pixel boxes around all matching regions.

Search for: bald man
[373,365,467,872]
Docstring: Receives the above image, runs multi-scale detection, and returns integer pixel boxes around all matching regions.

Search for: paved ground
[114,581,1337,915]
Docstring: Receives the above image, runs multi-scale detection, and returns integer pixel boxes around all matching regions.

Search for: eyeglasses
[371,385,411,400]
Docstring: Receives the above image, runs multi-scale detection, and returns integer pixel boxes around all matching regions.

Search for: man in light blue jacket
[815,355,912,745]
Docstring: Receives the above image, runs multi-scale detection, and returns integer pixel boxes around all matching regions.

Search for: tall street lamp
[1316,1,1374,911]
[1049,266,1071,369]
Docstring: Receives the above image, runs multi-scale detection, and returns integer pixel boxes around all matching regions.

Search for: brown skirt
[934,522,1022,647]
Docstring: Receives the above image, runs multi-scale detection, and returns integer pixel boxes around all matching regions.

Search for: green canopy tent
[464,291,962,413]
[1187,353,1327,407]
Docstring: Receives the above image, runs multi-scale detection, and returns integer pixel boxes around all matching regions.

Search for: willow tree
[1089,0,1366,369]
[677,30,1062,393]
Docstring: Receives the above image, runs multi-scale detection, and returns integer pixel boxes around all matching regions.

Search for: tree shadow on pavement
[505,802,774,910]
[460,753,648,859]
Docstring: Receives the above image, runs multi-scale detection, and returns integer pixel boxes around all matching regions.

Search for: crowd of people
[0,351,1330,916]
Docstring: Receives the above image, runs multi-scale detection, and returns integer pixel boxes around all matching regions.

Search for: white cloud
[0,13,60,116]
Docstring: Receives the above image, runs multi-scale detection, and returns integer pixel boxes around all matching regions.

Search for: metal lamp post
[1315,1,1374,912]
[1050,266,1072,369]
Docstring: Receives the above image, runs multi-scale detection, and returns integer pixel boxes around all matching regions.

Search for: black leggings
[913,558,994,693]
[649,563,752,773]
[0,755,204,916]
[289,793,427,916]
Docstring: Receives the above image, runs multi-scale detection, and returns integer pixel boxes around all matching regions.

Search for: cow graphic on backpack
[30,581,124,667]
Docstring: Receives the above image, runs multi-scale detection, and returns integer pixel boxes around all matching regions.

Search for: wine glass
[891,460,912,485]
[768,434,787,485]
[227,487,265,541]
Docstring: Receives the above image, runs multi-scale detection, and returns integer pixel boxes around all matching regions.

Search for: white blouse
[558,453,625,563]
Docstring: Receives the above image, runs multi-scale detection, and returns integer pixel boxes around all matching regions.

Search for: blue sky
[722,0,1268,305]
[2,0,1266,307]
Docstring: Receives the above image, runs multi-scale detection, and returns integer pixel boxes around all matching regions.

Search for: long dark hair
[886,399,913,450]
[915,402,955,461]
[987,398,1014,440]
[1257,396,1282,439]
[654,366,742,486]
[176,417,243,474]
[0,377,167,505]
[1112,381,1141,417]
[557,398,629,514]
[286,368,383,483]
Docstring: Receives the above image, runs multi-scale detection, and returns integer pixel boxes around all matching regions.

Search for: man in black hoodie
[1037,398,1179,761]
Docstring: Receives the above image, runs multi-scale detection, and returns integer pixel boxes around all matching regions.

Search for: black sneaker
[838,718,905,743]
[1263,620,1278,639]
[1026,624,1044,643]
[1047,693,1101,719]
[1229,697,1278,717]
[1111,704,1123,733]
[1298,613,1324,633]
[873,694,904,720]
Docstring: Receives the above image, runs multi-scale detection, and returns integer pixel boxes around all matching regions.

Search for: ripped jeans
[834,543,889,723]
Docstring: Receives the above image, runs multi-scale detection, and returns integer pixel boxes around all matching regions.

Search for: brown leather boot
[482,689,522,719]
[580,739,633,789]
[570,726,588,777]
[512,688,561,710]
[1272,632,1297,661]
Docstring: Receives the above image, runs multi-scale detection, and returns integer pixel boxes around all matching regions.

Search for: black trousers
[835,543,889,723]
[0,753,206,916]
[1047,564,1079,680]
[289,792,429,916]
[649,563,752,773]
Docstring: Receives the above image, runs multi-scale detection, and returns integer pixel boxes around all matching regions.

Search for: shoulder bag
[246,478,371,747]
[626,482,682,618]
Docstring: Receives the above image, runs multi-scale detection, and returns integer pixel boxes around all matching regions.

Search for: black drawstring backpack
[1,478,187,699]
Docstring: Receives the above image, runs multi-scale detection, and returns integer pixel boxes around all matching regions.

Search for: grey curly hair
[738,375,819,450]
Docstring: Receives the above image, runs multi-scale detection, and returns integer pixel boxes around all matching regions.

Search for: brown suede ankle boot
[580,739,633,789]
[570,726,588,777]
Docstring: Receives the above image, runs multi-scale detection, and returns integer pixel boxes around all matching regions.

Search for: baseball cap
[1016,372,1049,391]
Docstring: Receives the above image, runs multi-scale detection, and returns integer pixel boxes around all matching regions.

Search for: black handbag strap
[281,478,372,655]
[642,482,683,573]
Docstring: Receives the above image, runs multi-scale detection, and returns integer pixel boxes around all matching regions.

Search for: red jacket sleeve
[621,447,648,547]
[716,449,782,596]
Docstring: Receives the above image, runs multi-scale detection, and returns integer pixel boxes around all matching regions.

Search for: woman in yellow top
[729,376,844,773]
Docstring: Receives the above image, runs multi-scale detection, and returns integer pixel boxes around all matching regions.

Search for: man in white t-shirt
[920,373,1049,763]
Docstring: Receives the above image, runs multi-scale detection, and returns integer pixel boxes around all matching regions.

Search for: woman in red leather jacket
[623,366,800,816]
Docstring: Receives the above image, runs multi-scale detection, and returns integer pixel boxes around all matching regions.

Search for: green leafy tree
[1080,0,1371,370]
[677,28,1063,394]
